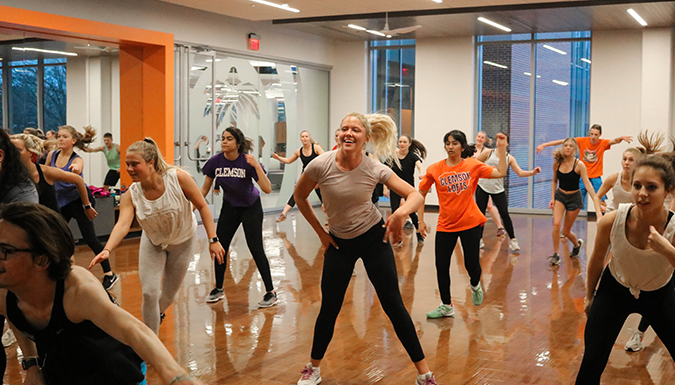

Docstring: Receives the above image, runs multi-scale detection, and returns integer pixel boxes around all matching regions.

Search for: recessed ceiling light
[477,17,512,32]
[12,47,78,56]
[581,58,591,64]
[543,45,567,55]
[552,80,569,86]
[432,0,443,3]
[250,0,299,13]
[484,60,508,69]
[347,24,366,31]
[366,30,386,37]
[627,9,647,26]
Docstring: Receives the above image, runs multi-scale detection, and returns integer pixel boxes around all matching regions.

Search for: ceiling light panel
[250,0,299,13]
[12,47,78,56]
[627,9,648,26]
[477,17,512,32]
[347,24,366,31]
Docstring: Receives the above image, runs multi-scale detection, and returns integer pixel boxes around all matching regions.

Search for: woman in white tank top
[596,148,642,213]
[89,138,225,334]
[577,153,675,384]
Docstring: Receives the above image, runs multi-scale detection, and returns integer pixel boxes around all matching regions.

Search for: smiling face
[475,132,487,146]
[632,166,668,210]
[125,152,154,182]
[339,116,368,152]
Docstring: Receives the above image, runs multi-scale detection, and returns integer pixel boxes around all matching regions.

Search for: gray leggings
[139,233,195,334]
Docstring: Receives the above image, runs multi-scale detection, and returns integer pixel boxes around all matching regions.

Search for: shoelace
[300,366,315,380]
[421,377,438,385]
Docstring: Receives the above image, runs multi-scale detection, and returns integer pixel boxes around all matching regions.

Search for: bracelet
[103,248,112,254]
[169,373,195,384]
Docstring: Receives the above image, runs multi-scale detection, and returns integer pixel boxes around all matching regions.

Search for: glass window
[10,65,38,133]
[43,64,67,132]
[370,40,415,136]
[478,34,531,43]
[44,58,67,64]
[371,39,415,47]
[477,32,591,210]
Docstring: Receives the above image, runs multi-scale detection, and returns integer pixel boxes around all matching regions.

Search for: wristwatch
[21,357,39,370]
[83,204,93,210]
[209,236,220,244]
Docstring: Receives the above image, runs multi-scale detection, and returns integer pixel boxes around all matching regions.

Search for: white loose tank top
[606,171,633,212]
[477,149,508,194]
[129,168,197,249]
[608,203,675,298]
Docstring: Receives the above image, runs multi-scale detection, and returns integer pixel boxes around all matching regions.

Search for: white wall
[415,36,475,205]
[329,40,368,133]
[0,0,333,67]
[590,28,675,188]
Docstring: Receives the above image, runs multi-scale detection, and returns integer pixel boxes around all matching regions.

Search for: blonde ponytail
[127,137,181,175]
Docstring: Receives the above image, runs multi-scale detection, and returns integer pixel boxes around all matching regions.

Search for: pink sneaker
[298,363,321,385]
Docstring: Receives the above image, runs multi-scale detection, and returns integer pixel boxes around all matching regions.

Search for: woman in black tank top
[272,130,325,222]
[547,137,603,265]
[11,134,97,218]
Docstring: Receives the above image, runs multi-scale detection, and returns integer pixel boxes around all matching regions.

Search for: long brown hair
[552,137,578,164]
[59,125,96,151]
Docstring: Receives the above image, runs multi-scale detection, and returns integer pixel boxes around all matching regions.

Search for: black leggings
[60,197,111,274]
[287,188,322,208]
[435,226,483,305]
[390,191,419,230]
[576,269,675,384]
[475,186,515,239]
[214,198,274,292]
[311,220,424,363]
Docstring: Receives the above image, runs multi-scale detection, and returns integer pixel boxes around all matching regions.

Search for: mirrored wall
[174,46,330,215]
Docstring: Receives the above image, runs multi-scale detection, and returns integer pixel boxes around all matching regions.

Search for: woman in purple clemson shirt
[200,126,277,308]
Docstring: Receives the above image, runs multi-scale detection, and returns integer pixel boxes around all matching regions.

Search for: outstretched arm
[83,145,105,153]
[89,193,134,269]
[42,166,97,220]
[272,149,300,164]
[536,139,565,153]
[508,156,541,178]
[608,135,633,146]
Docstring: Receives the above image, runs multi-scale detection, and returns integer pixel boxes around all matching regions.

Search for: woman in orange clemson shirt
[418,130,507,319]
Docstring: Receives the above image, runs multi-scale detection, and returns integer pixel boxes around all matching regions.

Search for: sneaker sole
[426,312,455,319]
[257,300,278,308]
[206,295,224,303]
[298,377,322,385]
[625,345,642,352]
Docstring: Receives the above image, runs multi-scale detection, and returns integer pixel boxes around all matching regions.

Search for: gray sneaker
[404,221,414,230]
[206,288,224,303]
[548,253,561,266]
[571,239,584,258]
[258,291,278,308]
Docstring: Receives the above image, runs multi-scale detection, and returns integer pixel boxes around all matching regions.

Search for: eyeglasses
[0,243,33,261]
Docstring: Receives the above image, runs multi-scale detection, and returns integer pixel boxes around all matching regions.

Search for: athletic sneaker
[571,239,584,258]
[548,253,561,266]
[404,221,414,230]
[258,291,278,308]
[625,330,644,352]
[416,372,438,385]
[479,239,485,249]
[509,238,520,251]
[298,363,321,385]
[416,232,425,243]
[496,227,506,237]
[471,282,484,306]
[426,304,455,319]
[102,273,119,291]
[206,288,224,303]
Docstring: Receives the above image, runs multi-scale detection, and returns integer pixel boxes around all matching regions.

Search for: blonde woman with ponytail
[548,137,602,266]
[46,125,118,289]
[293,113,439,385]
[89,138,225,334]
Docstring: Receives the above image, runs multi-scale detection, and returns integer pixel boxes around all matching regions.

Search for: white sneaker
[416,372,438,385]
[625,330,644,352]
[298,363,322,385]
[479,239,485,249]
[509,238,520,251]
[2,329,15,347]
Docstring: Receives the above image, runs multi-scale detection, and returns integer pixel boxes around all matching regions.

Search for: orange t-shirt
[575,137,610,179]
[420,157,494,233]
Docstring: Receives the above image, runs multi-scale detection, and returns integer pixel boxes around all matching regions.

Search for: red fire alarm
[248,33,260,51]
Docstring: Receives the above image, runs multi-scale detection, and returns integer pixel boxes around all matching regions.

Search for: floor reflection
[4,210,675,384]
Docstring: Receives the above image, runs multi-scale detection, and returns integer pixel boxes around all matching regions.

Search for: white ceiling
[157,0,572,21]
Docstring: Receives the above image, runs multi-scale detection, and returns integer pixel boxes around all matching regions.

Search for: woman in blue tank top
[273,130,324,222]
[46,125,118,290]
[548,137,602,265]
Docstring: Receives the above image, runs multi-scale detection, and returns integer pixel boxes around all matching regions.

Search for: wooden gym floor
[3,208,674,384]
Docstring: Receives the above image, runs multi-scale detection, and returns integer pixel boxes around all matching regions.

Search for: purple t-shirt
[202,152,264,207]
